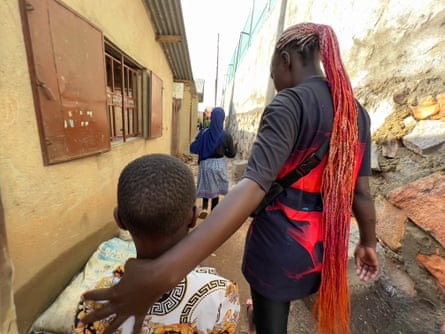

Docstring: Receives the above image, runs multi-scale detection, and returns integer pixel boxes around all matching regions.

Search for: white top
[73,265,240,334]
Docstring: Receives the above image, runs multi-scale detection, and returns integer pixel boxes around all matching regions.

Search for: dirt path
[187,155,445,333]
[201,214,319,334]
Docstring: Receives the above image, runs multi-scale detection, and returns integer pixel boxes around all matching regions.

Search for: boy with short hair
[74,154,240,334]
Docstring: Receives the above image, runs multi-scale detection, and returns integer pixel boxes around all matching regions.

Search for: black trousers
[251,288,290,334]
[202,197,219,210]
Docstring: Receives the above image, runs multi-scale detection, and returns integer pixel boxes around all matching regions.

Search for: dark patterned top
[242,77,371,301]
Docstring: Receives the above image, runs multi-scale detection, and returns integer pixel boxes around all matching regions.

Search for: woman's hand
[77,258,168,334]
[354,244,379,282]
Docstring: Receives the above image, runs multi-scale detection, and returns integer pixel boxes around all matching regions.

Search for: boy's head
[116,154,196,239]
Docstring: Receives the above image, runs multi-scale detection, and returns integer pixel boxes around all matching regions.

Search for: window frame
[20,0,165,165]
[104,41,145,143]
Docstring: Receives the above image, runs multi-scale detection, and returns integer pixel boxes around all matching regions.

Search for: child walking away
[74,154,240,334]
[80,22,379,334]
[190,107,236,219]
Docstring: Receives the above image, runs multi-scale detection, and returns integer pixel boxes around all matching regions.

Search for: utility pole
[215,33,219,106]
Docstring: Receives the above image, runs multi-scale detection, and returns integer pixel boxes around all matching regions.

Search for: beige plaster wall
[0,0,177,331]
[0,190,18,334]
[177,83,193,156]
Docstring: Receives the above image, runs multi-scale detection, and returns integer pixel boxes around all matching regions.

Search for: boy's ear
[113,207,128,230]
[188,206,199,229]
[280,49,292,68]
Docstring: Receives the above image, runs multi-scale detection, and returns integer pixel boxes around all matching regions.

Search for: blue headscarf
[190,107,227,161]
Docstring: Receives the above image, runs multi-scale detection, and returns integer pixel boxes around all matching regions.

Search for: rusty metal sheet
[149,72,163,138]
[22,0,110,164]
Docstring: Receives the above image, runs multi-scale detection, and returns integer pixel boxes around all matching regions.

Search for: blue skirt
[197,158,229,199]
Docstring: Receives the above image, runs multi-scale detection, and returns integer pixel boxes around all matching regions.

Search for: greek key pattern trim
[180,279,227,322]
[150,278,187,315]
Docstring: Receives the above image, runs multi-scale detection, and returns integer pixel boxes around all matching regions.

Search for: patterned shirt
[242,77,371,301]
[74,266,240,334]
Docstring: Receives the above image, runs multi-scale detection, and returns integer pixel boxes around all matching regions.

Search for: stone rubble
[386,172,445,248]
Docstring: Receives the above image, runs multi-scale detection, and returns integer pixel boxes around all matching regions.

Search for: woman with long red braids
[80,23,379,334]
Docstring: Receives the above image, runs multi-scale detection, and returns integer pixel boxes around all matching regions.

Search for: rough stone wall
[223,0,445,156]
[227,107,264,160]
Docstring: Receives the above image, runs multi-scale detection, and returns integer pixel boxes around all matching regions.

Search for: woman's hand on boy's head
[78,258,165,334]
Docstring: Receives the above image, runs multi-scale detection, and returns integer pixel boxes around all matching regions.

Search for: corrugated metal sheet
[144,0,195,91]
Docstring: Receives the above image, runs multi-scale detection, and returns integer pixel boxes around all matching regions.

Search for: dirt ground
[185,146,445,333]
[355,146,445,334]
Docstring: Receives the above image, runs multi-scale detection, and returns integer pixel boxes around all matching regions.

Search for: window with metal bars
[105,44,143,142]
[21,0,164,164]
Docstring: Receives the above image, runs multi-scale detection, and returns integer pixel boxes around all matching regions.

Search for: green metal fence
[225,0,277,85]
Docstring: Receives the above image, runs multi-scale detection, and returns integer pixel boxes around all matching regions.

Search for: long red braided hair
[276,23,359,334]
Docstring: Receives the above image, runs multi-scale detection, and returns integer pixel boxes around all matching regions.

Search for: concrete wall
[284,0,445,135]
[0,0,195,332]
[223,0,445,155]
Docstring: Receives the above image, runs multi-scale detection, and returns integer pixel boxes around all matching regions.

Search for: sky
[181,0,252,110]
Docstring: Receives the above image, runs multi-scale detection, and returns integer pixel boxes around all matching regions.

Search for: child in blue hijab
[190,107,237,218]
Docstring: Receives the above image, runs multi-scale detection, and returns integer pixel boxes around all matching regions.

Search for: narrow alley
[2,0,445,333]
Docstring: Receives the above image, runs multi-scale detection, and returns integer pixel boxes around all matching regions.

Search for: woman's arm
[79,178,265,334]
[189,130,204,154]
[80,98,297,333]
[352,176,380,282]
[352,176,377,247]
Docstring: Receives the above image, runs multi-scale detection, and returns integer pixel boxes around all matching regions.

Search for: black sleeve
[242,90,300,192]
[223,133,237,158]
